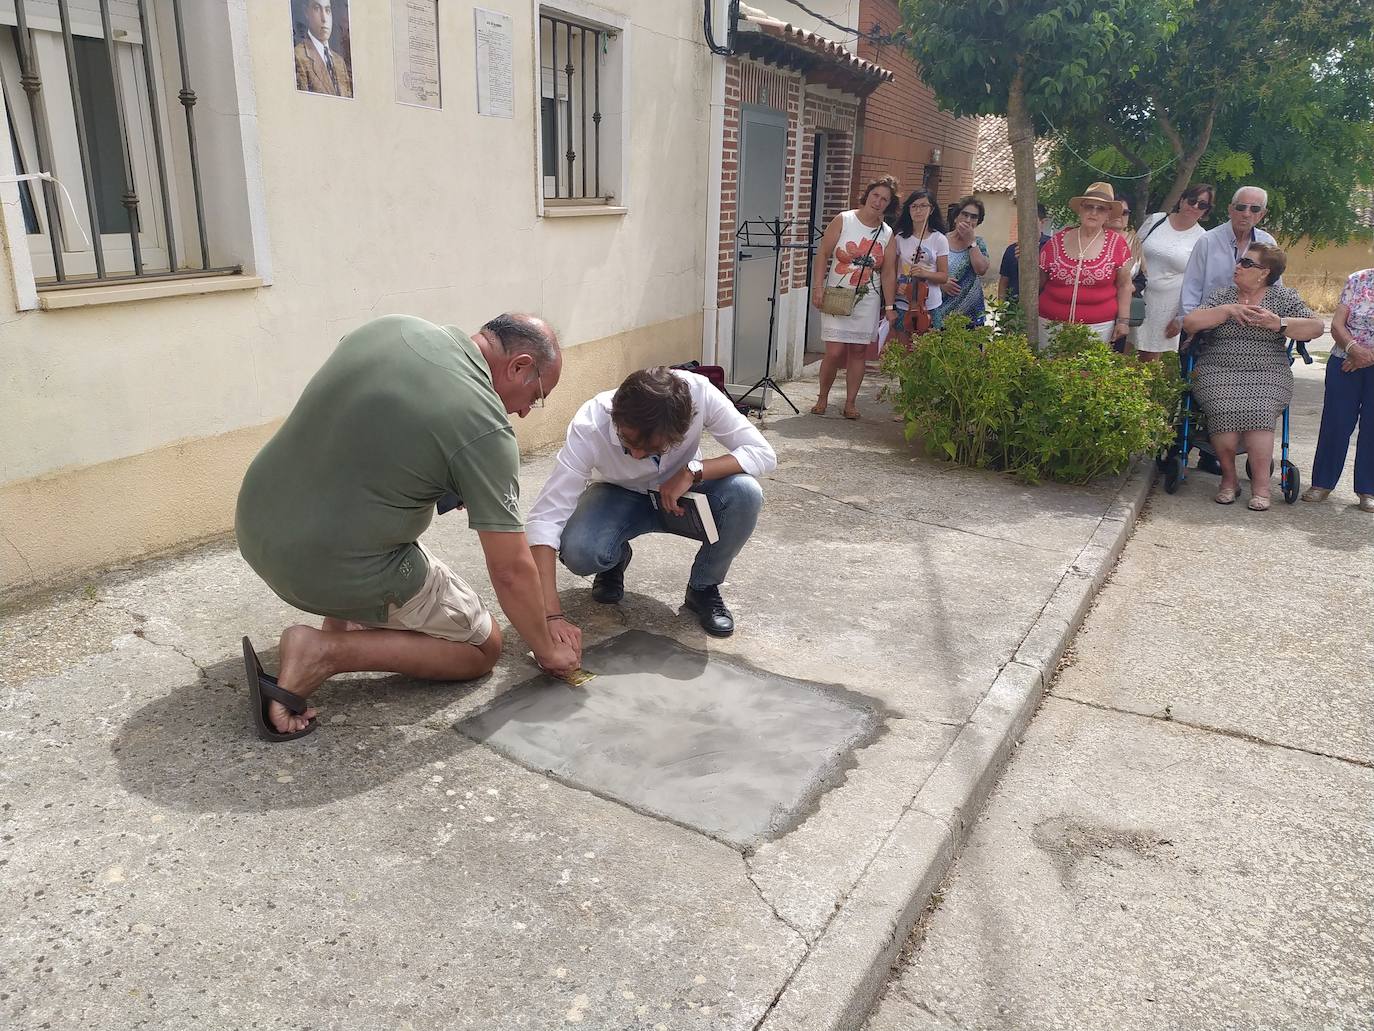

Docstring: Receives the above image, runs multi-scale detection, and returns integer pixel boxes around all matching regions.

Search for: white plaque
[474,7,514,119]
[393,0,441,109]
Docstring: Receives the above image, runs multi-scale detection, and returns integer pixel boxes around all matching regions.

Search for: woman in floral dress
[810,175,897,420]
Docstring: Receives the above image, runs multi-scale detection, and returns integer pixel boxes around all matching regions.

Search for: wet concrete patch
[458,630,886,847]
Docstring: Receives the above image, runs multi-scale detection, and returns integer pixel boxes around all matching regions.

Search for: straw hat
[1068,181,1125,218]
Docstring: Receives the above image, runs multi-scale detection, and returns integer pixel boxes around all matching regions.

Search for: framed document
[393,0,441,109]
[474,8,514,119]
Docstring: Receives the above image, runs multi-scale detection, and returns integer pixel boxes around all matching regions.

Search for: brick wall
[853,0,979,209]
[716,60,864,305]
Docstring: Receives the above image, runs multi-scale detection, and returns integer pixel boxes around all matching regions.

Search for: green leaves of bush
[881,316,1183,485]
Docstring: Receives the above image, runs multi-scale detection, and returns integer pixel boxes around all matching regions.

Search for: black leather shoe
[590,543,632,604]
[683,585,735,637]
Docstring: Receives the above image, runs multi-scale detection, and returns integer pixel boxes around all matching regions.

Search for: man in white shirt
[294,0,353,98]
[527,367,777,639]
[1177,185,1277,322]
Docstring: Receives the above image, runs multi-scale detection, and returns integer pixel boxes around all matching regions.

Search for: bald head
[475,313,563,418]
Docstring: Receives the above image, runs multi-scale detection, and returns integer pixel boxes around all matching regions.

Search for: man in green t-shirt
[236,312,579,741]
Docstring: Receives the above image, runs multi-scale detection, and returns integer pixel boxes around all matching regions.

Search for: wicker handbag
[820,225,883,316]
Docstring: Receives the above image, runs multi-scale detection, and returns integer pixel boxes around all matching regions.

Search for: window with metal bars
[0,0,235,290]
[537,8,620,206]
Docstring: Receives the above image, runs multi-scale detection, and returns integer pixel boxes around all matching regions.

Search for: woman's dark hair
[947,195,985,227]
[1172,182,1216,214]
[611,367,695,449]
[1245,242,1287,286]
[894,189,947,238]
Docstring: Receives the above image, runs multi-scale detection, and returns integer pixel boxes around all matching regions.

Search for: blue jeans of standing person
[1311,357,1374,494]
[559,475,764,590]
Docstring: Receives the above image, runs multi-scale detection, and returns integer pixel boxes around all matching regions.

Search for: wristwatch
[1279,318,1289,336]
[688,459,704,485]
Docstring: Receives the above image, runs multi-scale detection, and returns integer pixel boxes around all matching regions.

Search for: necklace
[1067,228,1105,323]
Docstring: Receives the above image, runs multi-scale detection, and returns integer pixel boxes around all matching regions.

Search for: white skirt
[1038,317,1114,350]
[821,289,882,345]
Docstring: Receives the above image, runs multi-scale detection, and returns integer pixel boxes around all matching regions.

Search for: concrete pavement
[866,354,1374,1030]
[2,369,1145,1031]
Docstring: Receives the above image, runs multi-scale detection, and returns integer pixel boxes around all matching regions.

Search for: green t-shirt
[235,315,522,622]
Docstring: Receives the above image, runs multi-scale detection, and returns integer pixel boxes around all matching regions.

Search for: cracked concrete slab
[2,373,1134,1029]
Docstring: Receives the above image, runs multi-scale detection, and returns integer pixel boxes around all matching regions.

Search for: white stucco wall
[0,0,712,486]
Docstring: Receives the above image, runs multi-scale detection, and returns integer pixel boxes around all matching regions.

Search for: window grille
[538,11,611,204]
[1,0,238,289]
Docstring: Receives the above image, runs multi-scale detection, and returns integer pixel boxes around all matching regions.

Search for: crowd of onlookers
[808,175,1373,514]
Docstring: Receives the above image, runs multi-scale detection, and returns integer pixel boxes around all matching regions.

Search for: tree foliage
[899,0,1161,332]
[1042,0,1374,244]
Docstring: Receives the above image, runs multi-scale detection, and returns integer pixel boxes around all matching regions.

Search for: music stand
[733,217,819,415]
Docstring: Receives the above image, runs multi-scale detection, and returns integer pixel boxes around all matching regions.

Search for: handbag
[820,224,883,317]
[1129,215,1169,327]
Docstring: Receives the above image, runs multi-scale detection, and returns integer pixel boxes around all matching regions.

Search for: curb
[757,458,1156,1031]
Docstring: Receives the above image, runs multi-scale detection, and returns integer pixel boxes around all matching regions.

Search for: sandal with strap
[843,406,861,420]
[809,403,828,416]
[1301,486,1331,502]
[242,636,318,742]
[1248,495,1271,512]
[1359,494,1374,513]
[1214,486,1238,505]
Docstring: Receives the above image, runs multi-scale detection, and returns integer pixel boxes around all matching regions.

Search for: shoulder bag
[821,224,884,317]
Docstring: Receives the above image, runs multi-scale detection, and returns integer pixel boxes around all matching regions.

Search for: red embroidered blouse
[1038,229,1132,324]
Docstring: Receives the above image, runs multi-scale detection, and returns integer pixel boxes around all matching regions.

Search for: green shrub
[881,317,1183,485]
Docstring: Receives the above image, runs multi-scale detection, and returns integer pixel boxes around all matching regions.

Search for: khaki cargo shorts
[368,544,492,645]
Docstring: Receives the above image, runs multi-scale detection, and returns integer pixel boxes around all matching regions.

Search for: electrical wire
[704,0,738,56]
[768,0,910,46]
[1039,112,1181,181]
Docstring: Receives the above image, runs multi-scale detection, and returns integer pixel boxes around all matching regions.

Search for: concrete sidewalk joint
[757,458,1155,1031]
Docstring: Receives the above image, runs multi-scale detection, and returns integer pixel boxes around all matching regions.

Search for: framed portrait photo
[292,0,354,99]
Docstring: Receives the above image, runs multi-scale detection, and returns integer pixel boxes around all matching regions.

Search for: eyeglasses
[956,210,981,222]
[1232,203,1264,214]
[1079,202,1111,214]
[1235,257,1264,269]
[1185,197,1213,211]
[528,367,546,409]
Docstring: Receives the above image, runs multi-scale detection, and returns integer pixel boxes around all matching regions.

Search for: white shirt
[526,370,777,549]
[308,32,329,64]
[895,230,949,310]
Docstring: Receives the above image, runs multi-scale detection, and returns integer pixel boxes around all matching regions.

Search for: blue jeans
[559,475,764,590]
[1311,356,1374,494]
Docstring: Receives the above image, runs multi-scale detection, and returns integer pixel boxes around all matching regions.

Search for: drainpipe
[701,0,732,364]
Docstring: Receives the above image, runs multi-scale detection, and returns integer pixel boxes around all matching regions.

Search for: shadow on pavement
[112,644,487,814]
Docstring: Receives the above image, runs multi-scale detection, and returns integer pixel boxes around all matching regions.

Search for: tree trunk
[1007,67,1040,337]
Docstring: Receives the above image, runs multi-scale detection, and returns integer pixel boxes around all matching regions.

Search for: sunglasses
[1232,203,1264,213]
[1185,197,1213,211]
[1079,202,1111,214]
[1236,257,1264,269]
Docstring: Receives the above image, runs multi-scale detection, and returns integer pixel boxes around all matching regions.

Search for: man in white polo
[1177,185,1278,329]
[526,366,777,639]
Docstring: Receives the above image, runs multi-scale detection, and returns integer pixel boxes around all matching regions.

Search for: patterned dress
[1192,285,1315,434]
[820,210,893,345]
[931,236,989,328]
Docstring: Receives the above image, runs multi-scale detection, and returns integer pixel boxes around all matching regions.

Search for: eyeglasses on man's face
[526,366,546,409]
[1185,196,1213,211]
[1236,257,1264,269]
[1232,203,1264,214]
[956,209,981,222]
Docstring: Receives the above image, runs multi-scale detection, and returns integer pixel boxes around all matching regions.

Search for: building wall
[977,191,1016,284]
[0,0,713,597]
[853,0,977,208]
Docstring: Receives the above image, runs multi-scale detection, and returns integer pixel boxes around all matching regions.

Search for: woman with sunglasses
[1037,182,1134,348]
[931,196,990,329]
[1132,184,1214,360]
[1182,244,1325,510]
